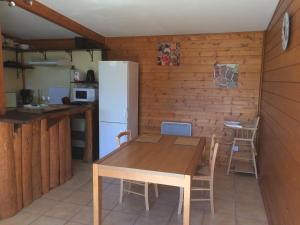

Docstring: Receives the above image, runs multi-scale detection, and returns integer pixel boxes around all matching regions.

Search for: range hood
[28,58,71,67]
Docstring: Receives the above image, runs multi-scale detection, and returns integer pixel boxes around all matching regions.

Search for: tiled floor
[0,160,268,225]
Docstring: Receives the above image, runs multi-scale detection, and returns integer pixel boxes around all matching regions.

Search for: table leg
[93,164,102,225]
[183,175,191,225]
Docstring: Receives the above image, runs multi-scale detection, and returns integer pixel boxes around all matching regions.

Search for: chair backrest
[115,130,132,147]
[251,117,260,140]
[209,134,216,167]
[210,143,219,180]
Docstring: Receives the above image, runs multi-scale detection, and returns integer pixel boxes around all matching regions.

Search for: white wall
[3,50,23,92]
[23,50,101,100]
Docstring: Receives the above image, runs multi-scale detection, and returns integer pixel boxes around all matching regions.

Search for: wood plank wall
[105,32,264,163]
[0,26,6,114]
[259,0,300,225]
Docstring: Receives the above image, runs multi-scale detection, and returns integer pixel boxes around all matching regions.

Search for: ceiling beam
[11,0,105,45]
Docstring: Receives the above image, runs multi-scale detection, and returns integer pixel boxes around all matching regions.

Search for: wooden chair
[226,117,260,178]
[116,131,159,211]
[200,134,217,171]
[178,142,219,215]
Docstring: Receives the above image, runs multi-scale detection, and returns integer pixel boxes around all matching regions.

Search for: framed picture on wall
[157,42,180,66]
[213,64,239,88]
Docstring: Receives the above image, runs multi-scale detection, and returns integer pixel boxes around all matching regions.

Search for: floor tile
[168,209,204,225]
[29,216,66,225]
[113,194,147,215]
[64,222,84,225]
[0,211,39,225]
[236,200,267,222]
[61,177,91,191]
[79,181,109,193]
[134,215,170,225]
[23,198,59,215]
[103,211,139,225]
[236,217,268,225]
[1,162,268,225]
[70,206,110,225]
[202,211,235,225]
[103,184,121,197]
[43,202,81,220]
[63,191,92,205]
[43,187,73,201]
[141,202,174,219]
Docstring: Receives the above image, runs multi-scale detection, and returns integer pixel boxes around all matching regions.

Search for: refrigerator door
[99,61,128,123]
[99,122,128,158]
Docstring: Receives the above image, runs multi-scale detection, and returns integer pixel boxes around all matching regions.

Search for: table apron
[97,165,186,187]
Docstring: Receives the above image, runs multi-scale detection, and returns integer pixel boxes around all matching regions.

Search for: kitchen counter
[0,103,96,219]
[0,104,94,124]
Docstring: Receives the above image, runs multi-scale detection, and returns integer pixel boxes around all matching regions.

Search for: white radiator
[161,121,192,136]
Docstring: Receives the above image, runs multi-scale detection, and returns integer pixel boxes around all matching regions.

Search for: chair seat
[195,165,210,176]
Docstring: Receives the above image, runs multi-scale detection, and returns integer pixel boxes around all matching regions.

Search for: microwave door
[76,90,87,100]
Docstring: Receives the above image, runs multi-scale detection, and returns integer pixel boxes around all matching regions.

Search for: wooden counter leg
[84,110,93,163]
[93,164,102,225]
[183,175,191,225]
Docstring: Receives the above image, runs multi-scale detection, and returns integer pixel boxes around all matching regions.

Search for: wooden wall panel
[105,32,263,163]
[259,0,300,224]
[0,26,5,115]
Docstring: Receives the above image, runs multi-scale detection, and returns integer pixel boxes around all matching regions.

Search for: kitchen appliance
[72,87,97,102]
[86,69,96,83]
[20,89,34,105]
[99,61,139,158]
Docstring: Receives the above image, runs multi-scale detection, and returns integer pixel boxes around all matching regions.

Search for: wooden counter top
[0,104,94,124]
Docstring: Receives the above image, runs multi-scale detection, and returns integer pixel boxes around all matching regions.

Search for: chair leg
[178,187,183,215]
[128,182,132,194]
[119,179,124,204]
[210,181,214,215]
[144,183,149,211]
[227,140,235,175]
[154,184,159,198]
[251,147,258,179]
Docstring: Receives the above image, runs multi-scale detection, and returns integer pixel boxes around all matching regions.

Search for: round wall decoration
[282,12,290,51]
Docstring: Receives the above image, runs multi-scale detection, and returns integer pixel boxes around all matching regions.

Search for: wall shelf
[3,61,34,70]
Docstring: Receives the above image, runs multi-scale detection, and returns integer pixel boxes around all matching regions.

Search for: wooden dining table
[93,135,206,225]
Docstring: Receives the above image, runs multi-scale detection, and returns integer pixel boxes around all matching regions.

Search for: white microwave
[72,88,97,102]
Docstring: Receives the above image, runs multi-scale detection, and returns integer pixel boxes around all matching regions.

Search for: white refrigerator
[99,61,139,158]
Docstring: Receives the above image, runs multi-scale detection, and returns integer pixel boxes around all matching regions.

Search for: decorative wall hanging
[213,64,239,88]
[157,42,180,66]
[282,12,290,51]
